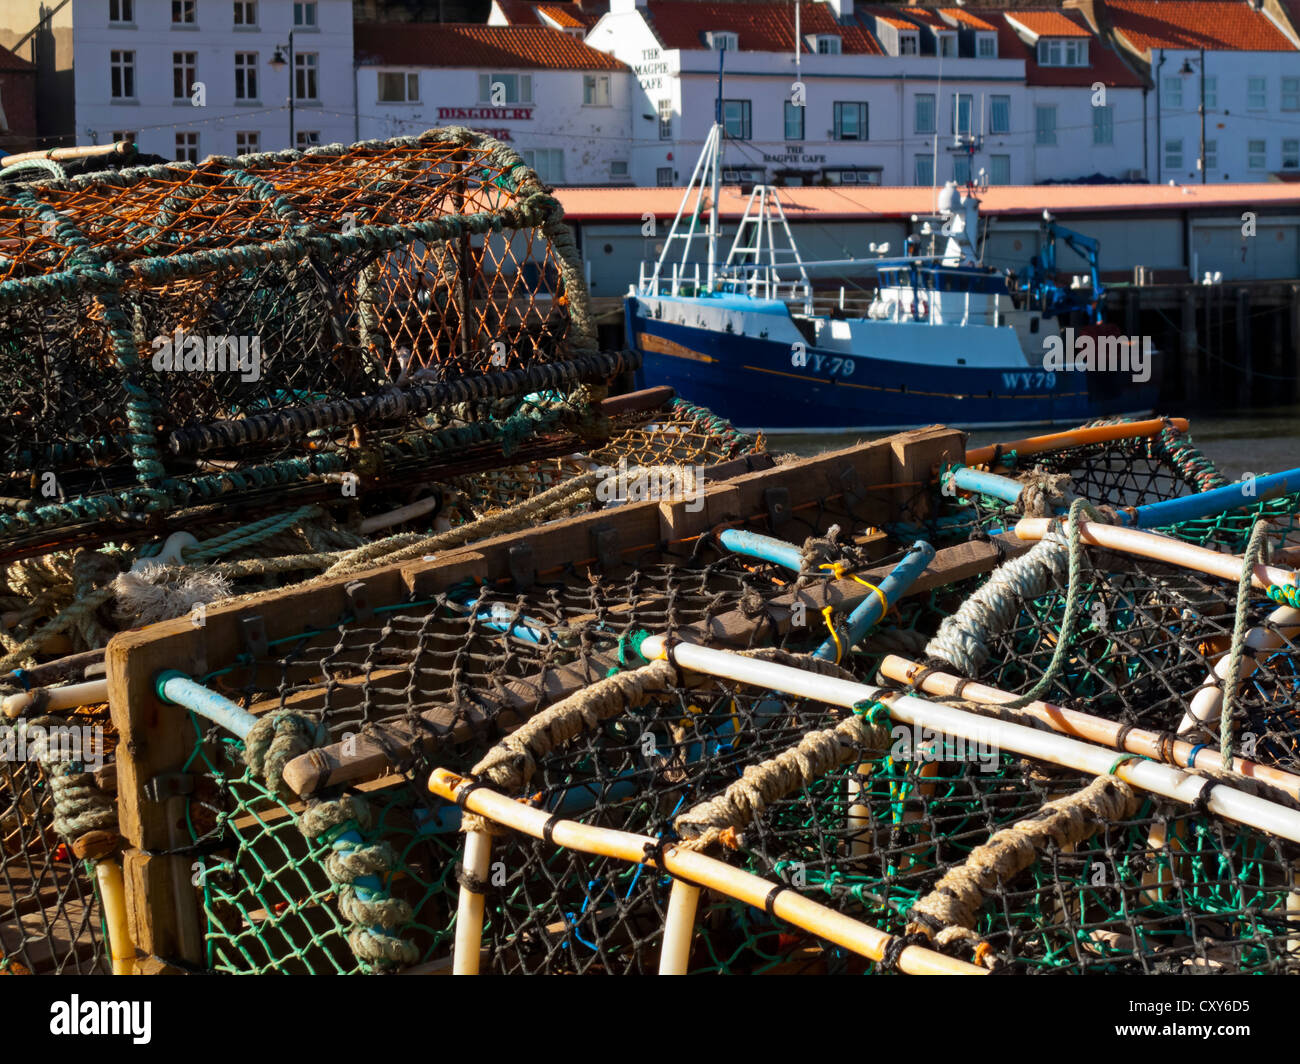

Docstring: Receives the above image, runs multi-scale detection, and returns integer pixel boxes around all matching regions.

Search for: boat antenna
[708,46,725,290]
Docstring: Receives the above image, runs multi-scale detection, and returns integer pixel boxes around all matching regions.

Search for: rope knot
[244,712,326,797]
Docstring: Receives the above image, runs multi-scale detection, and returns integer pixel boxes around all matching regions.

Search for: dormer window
[810,34,841,54]
[898,31,919,55]
[563,27,584,38]
[706,30,738,51]
[1037,38,1087,67]
[977,32,996,58]
[939,34,956,57]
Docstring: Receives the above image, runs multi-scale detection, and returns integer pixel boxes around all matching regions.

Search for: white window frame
[898,32,919,56]
[172,51,197,101]
[233,1,256,27]
[814,35,841,55]
[656,166,673,186]
[1035,104,1057,146]
[707,31,738,51]
[989,94,1010,134]
[1204,139,1217,170]
[1203,75,1217,111]
[939,34,956,58]
[1283,77,1300,112]
[236,130,260,154]
[172,0,196,25]
[833,100,868,141]
[610,160,629,179]
[1247,139,1266,170]
[1092,104,1113,145]
[479,73,533,104]
[234,52,258,101]
[295,52,319,101]
[521,147,565,185]
[176,131,199,162]
[1282,138,1299,169]
[110,50,136,99]
[1247,76,1266,111]
[977,33,996,58]
[378,71,419,103]
[784,99,804,140]
[583,73,611,107]
[1163,75,1183,109]
[953,93,973,136]
[294,2,317,27]
[109,0,135,25]
[913,153,934,186]
[1164,137,1183,170]
[658,98,672,139]
[111,129,136,144]
[723,98,752,140]
[296,130,321,149]
[914,93,935,134]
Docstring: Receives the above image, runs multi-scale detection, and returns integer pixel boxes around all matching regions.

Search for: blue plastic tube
[1122,468,1300,529]
[156,670,256,739]
[814,539,935,660]
[156,669,391,935]
[718,528,807,572]
[949,466,1026,507]
[464,599,549,644]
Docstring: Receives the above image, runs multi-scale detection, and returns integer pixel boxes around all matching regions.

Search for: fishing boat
[625,119,1161,434]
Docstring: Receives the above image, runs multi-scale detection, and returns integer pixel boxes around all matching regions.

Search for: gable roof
[899,6,953,30]
[973,9,1144,86]
[641,1,882,54]
[1101,0,1298,52]
[0,45,35,73]
[1006,10,1093,38]
[938,8,999,31]
[353,22,627,69]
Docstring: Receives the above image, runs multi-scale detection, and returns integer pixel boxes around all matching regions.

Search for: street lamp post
[269,31,295,149]
[1180,50,1207,184]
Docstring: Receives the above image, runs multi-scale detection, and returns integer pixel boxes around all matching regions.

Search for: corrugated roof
[981,9,1144,86]
[353,22,626,69]
[938,8,999,31]
[556,182,1300,221]
[1006,10,1093,38]
[641,1,882,54]
[1102,0,1297,52]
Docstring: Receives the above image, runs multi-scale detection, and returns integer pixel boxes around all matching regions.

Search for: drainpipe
[353,60,361,142]
[1154,50,1165,184]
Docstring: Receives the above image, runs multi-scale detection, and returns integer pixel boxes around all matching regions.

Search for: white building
[354,22,632,186]
[73,0,356,159]
[1086,0,1300,182]
[584,0,1146,188]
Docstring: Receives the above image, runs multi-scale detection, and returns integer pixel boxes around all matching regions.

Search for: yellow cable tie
[821,605,844,663]
[851,576,890,618]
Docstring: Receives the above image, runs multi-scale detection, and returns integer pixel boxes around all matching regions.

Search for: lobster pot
[1,703,114,974]
[954,417,1300,553]
[105,430,960,972]
[0,128,607,554]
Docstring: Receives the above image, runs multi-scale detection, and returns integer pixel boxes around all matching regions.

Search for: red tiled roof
[1006,10,1092,38]
[557,182,1300,222]
[938,8,998,31]
[354,22,626,69]
[0,46,35,72]
[900,6,950,29]
[537,4,590,28]
[972,9,1144,86]
[1102,0,1297,52]
[858,5,922,30]
[494,0,545,24]
[642,1,882,54]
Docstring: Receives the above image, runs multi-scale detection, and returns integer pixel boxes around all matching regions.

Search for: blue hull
[626,304,1159,433]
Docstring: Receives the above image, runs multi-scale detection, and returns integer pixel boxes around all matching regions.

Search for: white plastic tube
[453,831,492,976]
[2,678,109,719]
[1178,604,1300,734]
[1014,517,1297,590]
[640,636,1300,845]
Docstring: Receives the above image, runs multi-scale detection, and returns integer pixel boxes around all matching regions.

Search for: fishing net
[0,703,114,974]
[152,498,956,974]
[0,127,623,556]
[950,418,1300,554]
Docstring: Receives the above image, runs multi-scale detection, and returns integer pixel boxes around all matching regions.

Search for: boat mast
[707,46,725,290]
